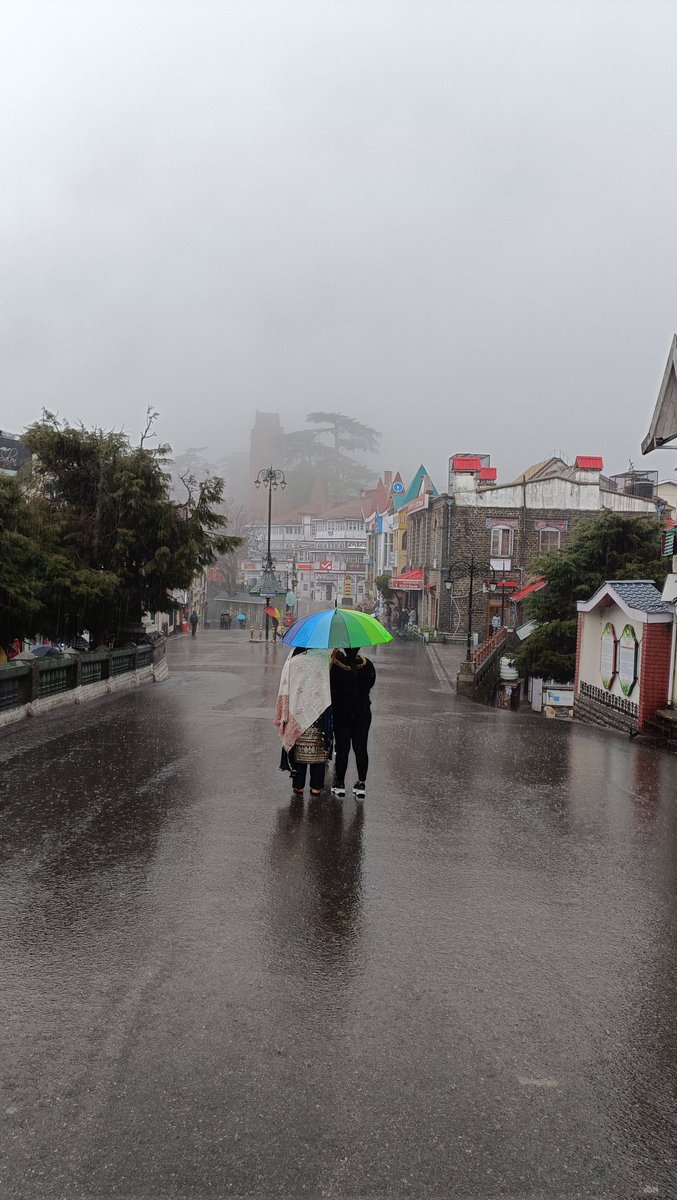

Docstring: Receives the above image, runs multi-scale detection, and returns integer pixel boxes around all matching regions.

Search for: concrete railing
[0,642,167,727]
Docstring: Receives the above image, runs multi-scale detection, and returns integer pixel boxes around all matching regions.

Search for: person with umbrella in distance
[281,607,391,803]
[274,648,333,799]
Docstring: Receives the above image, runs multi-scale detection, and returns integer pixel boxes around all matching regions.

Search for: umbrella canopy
[14,649,36,660]
[265,606,280,619]
[31,644,62,657]
[283,608,393,649]
[235,613,247,622]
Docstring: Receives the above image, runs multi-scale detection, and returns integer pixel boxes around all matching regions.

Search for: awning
[391,568,424,591]
[511,577,546,603]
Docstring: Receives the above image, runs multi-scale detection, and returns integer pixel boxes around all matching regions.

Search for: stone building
[406,452,662,639]
[248,411,285,519]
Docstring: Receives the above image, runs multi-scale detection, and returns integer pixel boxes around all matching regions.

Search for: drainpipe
[668,611,677,708]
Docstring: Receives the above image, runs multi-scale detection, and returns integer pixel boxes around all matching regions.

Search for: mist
[3,1,677,490]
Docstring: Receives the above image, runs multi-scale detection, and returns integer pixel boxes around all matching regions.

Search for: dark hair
[343,647,360,662]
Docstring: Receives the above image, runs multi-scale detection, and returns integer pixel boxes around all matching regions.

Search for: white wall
[578,602,643,706]
[451,472,658,514]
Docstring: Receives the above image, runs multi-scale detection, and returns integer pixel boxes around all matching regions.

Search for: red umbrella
[265,606,280,619]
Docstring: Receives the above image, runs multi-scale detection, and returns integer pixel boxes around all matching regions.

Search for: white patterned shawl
[274,650,331,752]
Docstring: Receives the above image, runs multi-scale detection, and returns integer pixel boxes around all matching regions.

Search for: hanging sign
[600,622,617,690]
[618,625,639,696]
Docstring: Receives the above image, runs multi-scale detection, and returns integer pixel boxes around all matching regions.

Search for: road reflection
[267,797,365,981]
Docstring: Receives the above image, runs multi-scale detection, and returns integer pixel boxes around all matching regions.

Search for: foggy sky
[3,1,677,492]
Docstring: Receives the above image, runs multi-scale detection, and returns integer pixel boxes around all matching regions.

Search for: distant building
[242,476,368,607]
[0,431,30,476]
[406,452,662,637]
[248,412,284,518]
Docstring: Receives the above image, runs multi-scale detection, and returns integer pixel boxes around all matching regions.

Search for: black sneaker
[330,783,346,798]
[352,782,366,800]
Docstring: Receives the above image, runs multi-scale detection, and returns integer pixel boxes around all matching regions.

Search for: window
[539,528,561,552]
[490,526,513,557]
[285,525,301,536]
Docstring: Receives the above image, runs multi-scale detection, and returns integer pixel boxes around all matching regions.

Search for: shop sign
[600,621,617,689]
[405,493,429,514]
[296,563,312,570]
[320,559,333,570]
[618,624,639,696]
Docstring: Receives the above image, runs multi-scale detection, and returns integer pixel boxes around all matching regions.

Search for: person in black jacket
[329,647,376,800]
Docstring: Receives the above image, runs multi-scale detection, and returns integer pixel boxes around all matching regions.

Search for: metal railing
[0,642,166,715]
[470,628,506,669]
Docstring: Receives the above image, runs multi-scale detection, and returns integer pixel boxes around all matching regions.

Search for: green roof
[393,464,438,510]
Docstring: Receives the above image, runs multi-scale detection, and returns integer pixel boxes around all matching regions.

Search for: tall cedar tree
[512,509,668,683]
[283,412,380,503]
[20,416,241,644]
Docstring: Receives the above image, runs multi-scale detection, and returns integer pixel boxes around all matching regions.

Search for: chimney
[383,471,393,486]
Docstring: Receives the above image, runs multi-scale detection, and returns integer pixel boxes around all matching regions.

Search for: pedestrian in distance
[274,648,333,799]
[329,647,376,801]
[189,609,199,637]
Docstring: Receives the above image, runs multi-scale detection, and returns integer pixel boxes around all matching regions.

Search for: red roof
[512,577,546,603]
[575,456,604,470]
[479,467,497,481]
[452,456,482,471]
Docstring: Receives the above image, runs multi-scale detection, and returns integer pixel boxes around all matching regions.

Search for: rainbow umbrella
[282,607,393,648]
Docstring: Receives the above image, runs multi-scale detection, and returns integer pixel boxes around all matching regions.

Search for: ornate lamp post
[445,556,496,660]
[254,466,286,641]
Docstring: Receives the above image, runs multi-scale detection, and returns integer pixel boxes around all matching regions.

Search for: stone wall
[574,689,637,735]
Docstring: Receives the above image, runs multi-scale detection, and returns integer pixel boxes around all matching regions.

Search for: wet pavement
[1,631,677,1200]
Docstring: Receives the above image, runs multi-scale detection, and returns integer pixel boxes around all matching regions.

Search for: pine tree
[512,510,668,682]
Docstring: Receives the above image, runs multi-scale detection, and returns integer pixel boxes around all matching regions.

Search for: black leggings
[333,713,371,784]
[289,753,325,792]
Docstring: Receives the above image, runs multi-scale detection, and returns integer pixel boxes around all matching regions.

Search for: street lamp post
[445,556,496,660]
[254,466,286,641]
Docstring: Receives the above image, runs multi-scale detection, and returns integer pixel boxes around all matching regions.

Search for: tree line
[0,414,241,649]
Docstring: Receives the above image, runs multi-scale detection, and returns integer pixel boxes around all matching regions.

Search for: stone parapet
[574,692,637,735]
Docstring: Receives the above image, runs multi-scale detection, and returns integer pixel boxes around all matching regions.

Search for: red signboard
[297,563,312,570]
[320,560,333,570]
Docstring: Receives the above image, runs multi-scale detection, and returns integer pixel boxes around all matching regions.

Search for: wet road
[2,632,677,1200]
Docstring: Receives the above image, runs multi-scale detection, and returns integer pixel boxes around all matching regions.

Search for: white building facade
[242,507,367,607]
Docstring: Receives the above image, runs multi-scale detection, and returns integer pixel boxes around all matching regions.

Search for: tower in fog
[248,412,285,517]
